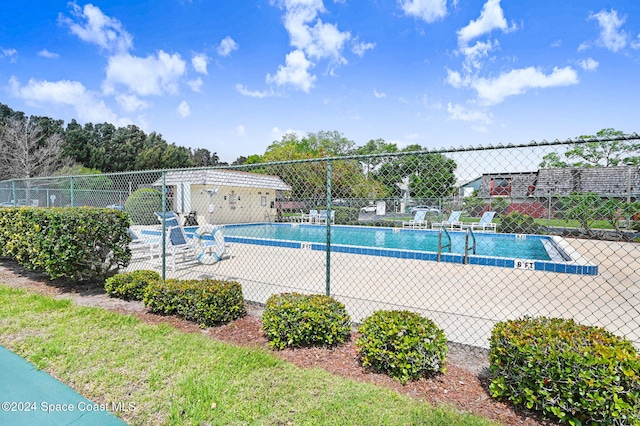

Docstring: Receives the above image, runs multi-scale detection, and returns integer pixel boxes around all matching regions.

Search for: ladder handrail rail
[437,226,452,262]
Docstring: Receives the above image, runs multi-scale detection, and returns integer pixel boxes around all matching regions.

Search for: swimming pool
[190,223,598,276]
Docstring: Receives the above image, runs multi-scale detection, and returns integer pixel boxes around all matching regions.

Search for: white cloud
[578,57,599,71]
[217,36,238,56]
[59,3,133,53]
[269,0,357,88]
[588,9,628,52]
[472,66,579,106]
[282,2,350,61]
[235,84,274,98]
[177,100,191,117]
[457,0,515,47]
[445,69,464,88]
[235,124,246,136]
[38,49,59,59]
[192,53,209,74]
[103,51,186,96]
[305,20,350,63]
[188,78,203,92]
[459,39,497,71]
[447,102,493,125]
[373,89,386,98]
[398,0,447,23]
[266,49,316,92]
[1,48,17,62]
[352,38,376,56]
[281,0,326,51]
[115,93,149,112]
[8,76,119,124]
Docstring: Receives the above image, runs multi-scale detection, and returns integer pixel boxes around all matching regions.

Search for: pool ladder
[436,226,451,262]
[264,211,272,223]
[436,226,476,264]
[464,227,476,264]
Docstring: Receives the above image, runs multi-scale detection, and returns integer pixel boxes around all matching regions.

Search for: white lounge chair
[155,212,198,270]
[308,210,319,224]
[461,211,497,232]
[317,210,335,224]
[431,211,462,230]
[402,210,428,228]
[153,212,233,269]
[128,228,161,260]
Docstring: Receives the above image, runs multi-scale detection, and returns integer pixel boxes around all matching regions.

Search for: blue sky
[1,0,639,163]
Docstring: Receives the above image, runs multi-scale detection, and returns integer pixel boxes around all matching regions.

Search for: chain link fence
[1,137,639,351]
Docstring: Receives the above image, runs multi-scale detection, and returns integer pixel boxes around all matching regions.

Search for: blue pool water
[183,223,598,275]
[219,224,550,260]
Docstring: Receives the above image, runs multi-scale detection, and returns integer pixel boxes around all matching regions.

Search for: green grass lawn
[0,285,496,426]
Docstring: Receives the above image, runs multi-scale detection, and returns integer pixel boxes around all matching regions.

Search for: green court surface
[0,345,127,425]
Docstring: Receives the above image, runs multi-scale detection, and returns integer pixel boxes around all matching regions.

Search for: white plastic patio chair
[402,210,428,228]
[461,211,497,232]
[431,211,463,230]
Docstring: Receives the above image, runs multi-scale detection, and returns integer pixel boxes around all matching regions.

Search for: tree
[254,132,385,203]
[0,116,72,180]
[306,130,355,156]
[63,120,93,167]
[350,138,399,175]
[373,147,457,201]
[190,148,220,167]
[540,128,639,168]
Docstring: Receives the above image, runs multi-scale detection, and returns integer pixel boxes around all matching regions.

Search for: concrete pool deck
[127,235,640,350]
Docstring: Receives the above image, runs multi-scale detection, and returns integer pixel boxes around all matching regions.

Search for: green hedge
[104,270,161,301]
[125,188,162,225]
[356,310,448,384]
[143,278,245,326]
[0,207,131,281]
[497,211,542,234]
[262,292,352,350]
[489,317,640,425]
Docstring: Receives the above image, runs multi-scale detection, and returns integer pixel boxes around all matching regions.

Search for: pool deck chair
[461,211,497,232]
[402,210,428,228]
[317,210,335,225]
[431,211,462,230]
[128,228,161,260]
[294,209,307,222]
[154,212,198,271]
[308,210,319,224]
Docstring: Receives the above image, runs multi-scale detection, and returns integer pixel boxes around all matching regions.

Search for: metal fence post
[70,177,75,207]
[325,160,332,297]
[161,172,167,280]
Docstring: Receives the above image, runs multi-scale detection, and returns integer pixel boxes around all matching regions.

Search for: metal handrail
[464,227,476,264]
[437,226,452,262]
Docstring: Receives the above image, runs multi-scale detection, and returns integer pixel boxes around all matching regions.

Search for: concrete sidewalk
[0,345,126,425]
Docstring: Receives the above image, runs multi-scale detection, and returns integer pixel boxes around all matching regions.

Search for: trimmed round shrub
[125,188,162,225]
[498,211,541,234]
[489,316,640,425]
[262,292,352,350]
[143,278,245,326]
[104,270,161,301]
[356,310,448,384]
